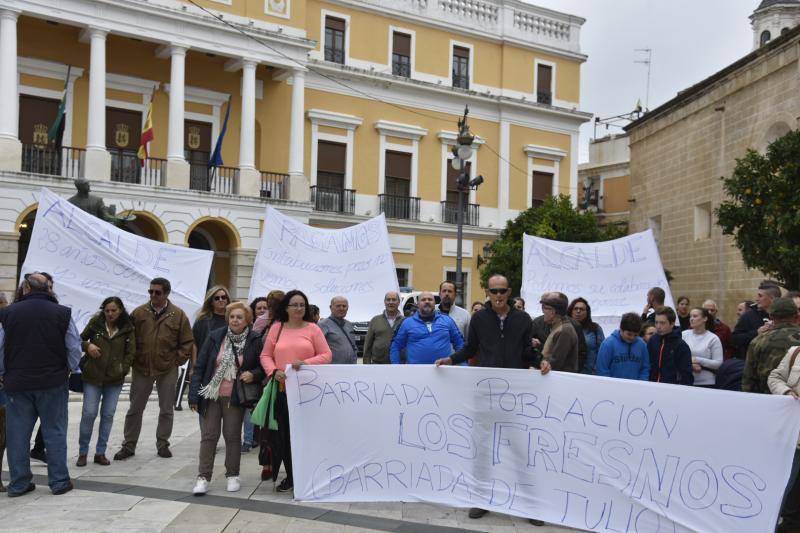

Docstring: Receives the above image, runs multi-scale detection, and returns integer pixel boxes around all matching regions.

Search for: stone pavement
[0,399,585,533]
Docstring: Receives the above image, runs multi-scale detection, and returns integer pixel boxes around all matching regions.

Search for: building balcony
[260,171,288,200]
[110,150,165,187]
[189,163,238,195]
[441,201,479,226]
[311,186,356,214]
[379,194,420,221]
[537,91,553,105]
[21,144,84,179]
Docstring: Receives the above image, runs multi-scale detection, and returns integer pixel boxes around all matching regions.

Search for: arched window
[781,27,791,36]
[760,30,772,46]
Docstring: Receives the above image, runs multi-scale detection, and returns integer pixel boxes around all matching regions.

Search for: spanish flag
[137,93,154,166]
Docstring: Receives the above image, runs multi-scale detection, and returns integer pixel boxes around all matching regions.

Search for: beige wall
[628,37,800,325]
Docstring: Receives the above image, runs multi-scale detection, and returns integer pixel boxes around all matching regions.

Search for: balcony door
[315,141,347,211]
[385,151,412,219]
[106,107,142,183]
[185,120,212,191]
[19,95,60,175]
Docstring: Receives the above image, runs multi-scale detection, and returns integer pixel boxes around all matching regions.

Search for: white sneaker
[226,476,241,492]
[192,476,209,495]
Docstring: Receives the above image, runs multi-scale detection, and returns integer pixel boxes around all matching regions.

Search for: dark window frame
[324,16,346,64]
[452,45,470,89]
[392,32,412,77]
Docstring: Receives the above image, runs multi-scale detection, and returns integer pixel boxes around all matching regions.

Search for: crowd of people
[1,273,800,529]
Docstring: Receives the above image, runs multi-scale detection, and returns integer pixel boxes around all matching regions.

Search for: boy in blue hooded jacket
[596,313,650,381]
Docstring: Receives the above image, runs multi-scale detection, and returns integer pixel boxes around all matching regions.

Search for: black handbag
[233,341,261,408]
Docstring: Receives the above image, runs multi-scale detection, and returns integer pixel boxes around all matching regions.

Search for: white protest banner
[287,365,799,533]
[248,206,398,321]
[522,229,673,330]
[20,188,213,329]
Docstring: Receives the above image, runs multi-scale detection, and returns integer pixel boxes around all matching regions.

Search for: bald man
[318,296,357,364]
[0,272,81,497]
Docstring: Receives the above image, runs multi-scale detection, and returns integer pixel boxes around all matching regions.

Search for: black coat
[451,305,540,369]
[647,326,693,385]
[188,326,265,416]
[731,306,769,359]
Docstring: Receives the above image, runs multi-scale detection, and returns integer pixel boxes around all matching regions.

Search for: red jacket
[713,320,734,360]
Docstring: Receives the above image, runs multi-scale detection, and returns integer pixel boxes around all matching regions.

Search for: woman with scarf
[189,301,265,495]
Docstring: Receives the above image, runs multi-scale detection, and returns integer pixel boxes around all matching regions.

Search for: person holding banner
[189,301,265,495]
[539,296,579,372]
[260,290,332,492]
[115,278,194,461]
[76,297,136,467]
[390,292,464,365]
[435,274,550,526]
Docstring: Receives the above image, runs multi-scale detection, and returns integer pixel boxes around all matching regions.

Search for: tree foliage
[479,195,628,294]
[716,129,800,290]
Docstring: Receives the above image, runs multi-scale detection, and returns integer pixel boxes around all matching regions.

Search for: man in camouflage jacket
[742,297,800,394]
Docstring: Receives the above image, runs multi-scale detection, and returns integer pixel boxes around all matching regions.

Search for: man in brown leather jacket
[115,278,193,460]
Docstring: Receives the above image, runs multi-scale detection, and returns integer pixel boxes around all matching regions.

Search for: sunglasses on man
[488,288,510,295]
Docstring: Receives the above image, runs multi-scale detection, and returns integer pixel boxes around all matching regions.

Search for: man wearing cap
[742,297,800,394]
[530,292,587,370]
[540,295,579,372]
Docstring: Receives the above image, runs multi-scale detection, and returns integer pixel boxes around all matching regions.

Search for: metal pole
[455,167,465,308]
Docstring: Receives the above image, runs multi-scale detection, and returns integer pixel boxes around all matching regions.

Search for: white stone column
[83,27,111,180]
[0,9,21,171]
[165,44,189,189]
[237,59,259,196]
[497,118,510,216]
[287,68,308,202]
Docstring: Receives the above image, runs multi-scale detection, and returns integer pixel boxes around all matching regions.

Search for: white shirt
[682,329,724,386]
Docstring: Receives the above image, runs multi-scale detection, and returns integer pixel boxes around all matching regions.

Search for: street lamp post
[452,106,483,307]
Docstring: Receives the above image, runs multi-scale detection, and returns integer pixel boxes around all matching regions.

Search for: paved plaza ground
[0,393,584,533]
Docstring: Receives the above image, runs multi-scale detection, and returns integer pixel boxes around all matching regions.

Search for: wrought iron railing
[441,201,479,226]
[21,144,84,178]
[379,194,420,220]
[537,91,553,105]
[311,186,356,214]
[108,151,165,186]
[452,73,470,90]
[324,46,345,64]
[190,163,237,194]
[392,57,411,77]
[260,171,288,199]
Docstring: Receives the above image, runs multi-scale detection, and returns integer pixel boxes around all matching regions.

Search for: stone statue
[67,178,135,226]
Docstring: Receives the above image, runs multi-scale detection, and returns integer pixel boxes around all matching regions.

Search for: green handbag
[250,377,278,430]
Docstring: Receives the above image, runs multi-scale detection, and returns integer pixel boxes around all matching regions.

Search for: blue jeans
[79,382,123,455]
[243,408,254,446]
[6,383,71,494]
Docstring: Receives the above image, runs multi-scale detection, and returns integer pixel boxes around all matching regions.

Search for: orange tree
[716,129,800,290]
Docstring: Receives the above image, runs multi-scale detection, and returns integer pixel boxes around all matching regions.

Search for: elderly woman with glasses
[260,290,332,493]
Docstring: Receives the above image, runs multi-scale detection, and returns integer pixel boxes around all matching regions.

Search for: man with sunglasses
[435,273,551,526]
[115,277,193,461]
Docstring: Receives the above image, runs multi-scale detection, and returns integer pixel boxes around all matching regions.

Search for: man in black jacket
[435,273,550,526]
[646,306,693,385]
[731,282,781,359]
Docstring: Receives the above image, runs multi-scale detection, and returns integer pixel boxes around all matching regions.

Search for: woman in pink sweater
[260,290,331,492]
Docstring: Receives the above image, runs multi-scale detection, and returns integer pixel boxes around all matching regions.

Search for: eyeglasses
[488,288,510,295]
[288,303,306,308]
[213,295,229,301]
[148,289,163,296]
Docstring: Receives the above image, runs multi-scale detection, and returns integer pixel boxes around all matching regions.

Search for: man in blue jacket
[647,306,693,385]
[596,313,650,381]
[390,292,463,364]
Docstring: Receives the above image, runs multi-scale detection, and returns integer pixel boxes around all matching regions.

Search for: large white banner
[248,206,398,321]
[522,230,673,330]
[287,366,799,533]
[20,188,213,329]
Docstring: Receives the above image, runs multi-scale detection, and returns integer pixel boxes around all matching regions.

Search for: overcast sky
[529,0,759,161]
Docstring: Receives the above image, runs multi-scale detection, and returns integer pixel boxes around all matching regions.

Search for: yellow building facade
[0,0,590,308]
